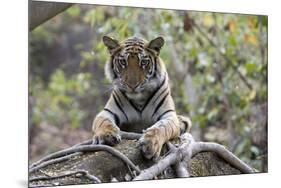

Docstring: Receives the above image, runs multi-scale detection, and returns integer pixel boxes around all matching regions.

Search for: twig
[166,142,176,151]
[29,184,54,188]
[29,153,81,173]
[72,132,141,147]
[38,169,51,177]
[72,131,141,146]
[30,131,142,169]
[120,131,142,140]
[72,140,92,147]
[192,142,254,173]
[133,144,188,180]
[174,161,190,178]
[29,170,101,183]
[167,142,190,178]
[29,144,140,174]
[126,164,135,178]
[134,134,194,180]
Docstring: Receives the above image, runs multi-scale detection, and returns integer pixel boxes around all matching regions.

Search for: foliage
[29,4,267,171]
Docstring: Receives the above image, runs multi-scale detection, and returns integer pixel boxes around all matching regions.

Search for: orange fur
[92,117,120,145]
[118,53,150,90]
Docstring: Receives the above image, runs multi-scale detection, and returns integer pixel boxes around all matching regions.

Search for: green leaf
[207,108,219,120]
[67,6,81,17]
[228,35,237,46]
[245,62,257,74]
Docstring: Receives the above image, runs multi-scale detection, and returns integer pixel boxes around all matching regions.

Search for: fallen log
[29,133,254,187]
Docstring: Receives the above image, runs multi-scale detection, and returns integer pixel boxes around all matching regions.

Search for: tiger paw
[93,132,121,146]
[139,128,164,161]
[92,119,121,146]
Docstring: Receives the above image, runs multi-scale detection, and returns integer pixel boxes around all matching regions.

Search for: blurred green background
[29,4,268,172]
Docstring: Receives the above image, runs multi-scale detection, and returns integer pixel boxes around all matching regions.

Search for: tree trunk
[29,1,73,31]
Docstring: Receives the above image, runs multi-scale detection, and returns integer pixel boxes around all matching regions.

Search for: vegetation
[29,4,267,172]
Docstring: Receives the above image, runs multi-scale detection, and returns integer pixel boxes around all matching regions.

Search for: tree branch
[192,142,255,173]
[29,153,81,173]
[30,131,142,169]
[134,133,254,181]
[167,142,190,178]
[120,131,142,140]
[134,134,194,180]
[29,144,140,174]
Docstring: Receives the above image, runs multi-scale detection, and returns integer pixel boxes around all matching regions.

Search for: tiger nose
[127,82,139,90]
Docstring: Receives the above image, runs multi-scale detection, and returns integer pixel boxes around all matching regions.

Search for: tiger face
[113,52,152,93]
[103,36,166,98]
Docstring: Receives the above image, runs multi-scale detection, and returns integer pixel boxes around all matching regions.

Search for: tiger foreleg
[139,114,181,161]
[92,113,121,146]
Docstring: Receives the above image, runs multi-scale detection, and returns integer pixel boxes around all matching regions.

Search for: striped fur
[92,36,190,160]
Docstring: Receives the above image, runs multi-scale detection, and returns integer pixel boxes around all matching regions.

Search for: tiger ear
[147,36,165,54]
[102,36,120,53]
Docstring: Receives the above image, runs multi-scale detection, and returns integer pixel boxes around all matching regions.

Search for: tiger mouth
[127,88,139,93]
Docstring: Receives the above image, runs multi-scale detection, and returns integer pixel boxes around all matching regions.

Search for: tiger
[92,35,191,161]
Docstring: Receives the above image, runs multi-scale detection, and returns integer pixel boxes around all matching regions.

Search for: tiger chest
[118,112,158,133]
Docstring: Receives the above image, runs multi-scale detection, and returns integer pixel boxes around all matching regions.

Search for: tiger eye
[140,59,150,67]
[117,58,127,68]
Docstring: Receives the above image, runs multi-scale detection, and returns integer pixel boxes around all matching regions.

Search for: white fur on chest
[125,91,151,109]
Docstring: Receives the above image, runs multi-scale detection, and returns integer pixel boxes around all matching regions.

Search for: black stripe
[145,47,158,56]
[104,108,120,126]
[112,93,129,121]
[110,47,122,56]
[116,90,142,113]
[152,87,168,105]
[147,54,157,78]
[111,59,118,79]
[140,76,166,112]
[98,118,107,128]
[148,55,154,76]
[113,91,123,107]
[157,110,175,121]
[153,56,159,77]
[151,93,169,118]
[139,88,159,112]
[128,100,141,112]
